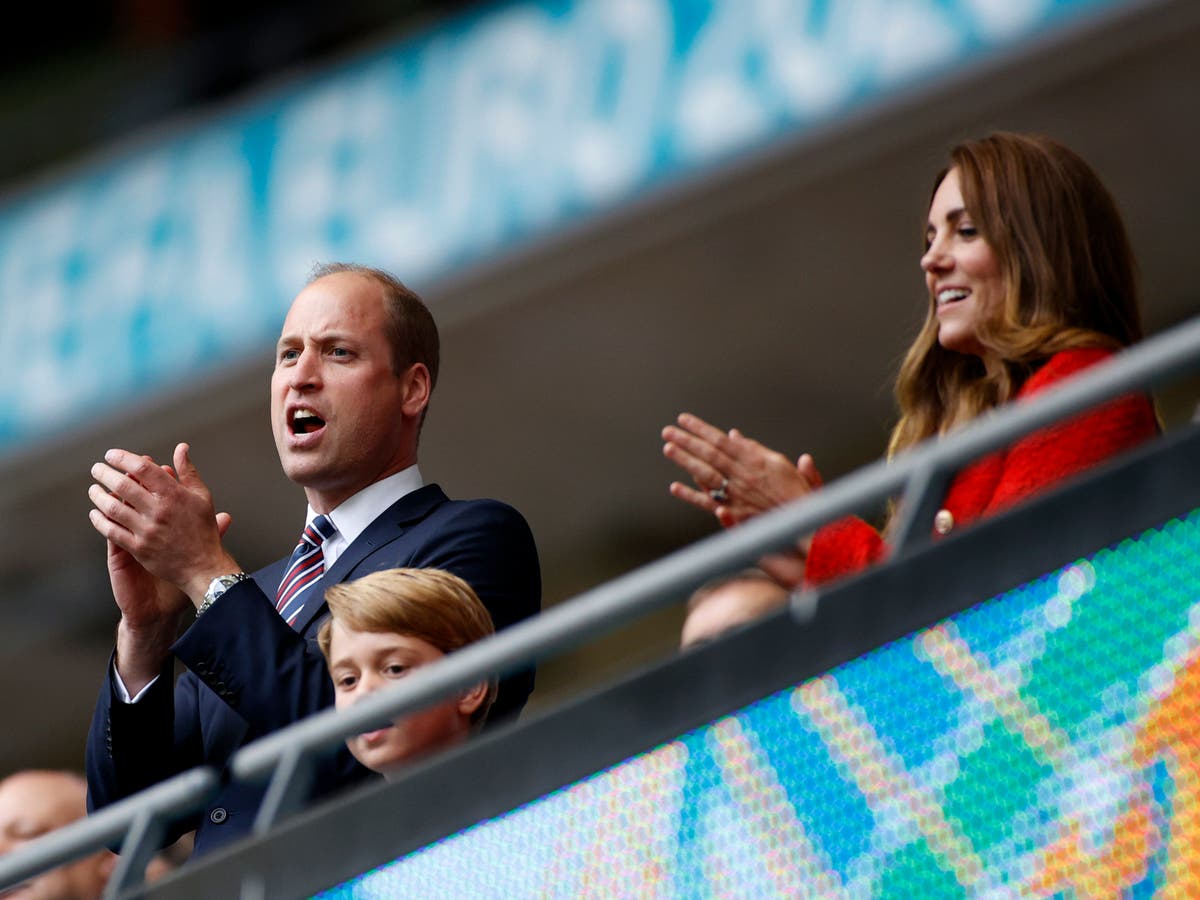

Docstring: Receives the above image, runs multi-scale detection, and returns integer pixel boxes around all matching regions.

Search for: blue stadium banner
[0,0,1129,451]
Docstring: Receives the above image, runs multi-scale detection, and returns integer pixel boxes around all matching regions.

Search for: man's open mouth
[290,409,326,435]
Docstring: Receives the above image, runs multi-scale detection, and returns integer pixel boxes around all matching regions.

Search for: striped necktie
[276,514,337,626]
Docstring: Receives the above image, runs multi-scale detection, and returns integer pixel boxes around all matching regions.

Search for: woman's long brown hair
[888,133,1143,458]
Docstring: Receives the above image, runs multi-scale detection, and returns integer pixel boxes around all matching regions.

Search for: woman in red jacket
[662,133,1158,588]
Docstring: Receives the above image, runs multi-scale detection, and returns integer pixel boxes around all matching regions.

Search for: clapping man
[85,264,540,854]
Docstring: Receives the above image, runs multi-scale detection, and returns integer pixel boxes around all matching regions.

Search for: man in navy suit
[84,263,540,855]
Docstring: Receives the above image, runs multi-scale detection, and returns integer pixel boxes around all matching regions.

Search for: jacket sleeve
[802,516,888,588]
[85,654,206,832]
[170,579,328,737]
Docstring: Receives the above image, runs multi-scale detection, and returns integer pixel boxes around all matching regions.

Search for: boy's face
[327,621,477,775]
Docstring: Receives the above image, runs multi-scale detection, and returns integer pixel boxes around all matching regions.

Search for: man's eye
[279,349,300,362]
[330,347,351,358]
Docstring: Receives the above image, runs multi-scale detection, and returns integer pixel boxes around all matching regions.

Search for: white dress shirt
[317,464,424,569]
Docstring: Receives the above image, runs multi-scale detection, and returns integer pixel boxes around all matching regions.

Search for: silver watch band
[197,572,250,617]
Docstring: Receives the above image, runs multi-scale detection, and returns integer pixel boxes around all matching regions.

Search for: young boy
[318,568,497,777]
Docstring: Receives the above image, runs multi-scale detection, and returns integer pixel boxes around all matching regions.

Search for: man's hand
[94,452,236,694]
[107,532,188,694]
[89,443,240,605]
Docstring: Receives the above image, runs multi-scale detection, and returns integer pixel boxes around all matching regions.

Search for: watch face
[207,573,246,601]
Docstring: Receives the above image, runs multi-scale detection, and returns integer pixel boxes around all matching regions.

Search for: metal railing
[2,314,1199,898]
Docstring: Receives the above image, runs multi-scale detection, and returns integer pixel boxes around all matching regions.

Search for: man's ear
[399,363,431,418]
[457,681,489,718]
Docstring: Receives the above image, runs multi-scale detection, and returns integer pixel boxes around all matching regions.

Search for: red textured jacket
[804,348,1159,587]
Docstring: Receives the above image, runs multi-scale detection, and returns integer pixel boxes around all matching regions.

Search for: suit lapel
[288,484,449,634]
[253,557,288,598]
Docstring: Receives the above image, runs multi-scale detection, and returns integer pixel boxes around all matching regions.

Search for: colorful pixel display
[319,508,1200,897]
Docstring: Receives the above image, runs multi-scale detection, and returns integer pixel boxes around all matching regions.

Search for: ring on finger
[709,478,729,504]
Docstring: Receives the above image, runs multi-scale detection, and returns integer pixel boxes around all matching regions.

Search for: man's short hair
[308,262,440,390]
[318,568,497,727]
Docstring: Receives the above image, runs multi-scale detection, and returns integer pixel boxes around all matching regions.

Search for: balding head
[0,770,113,899]
[681,572,789,649]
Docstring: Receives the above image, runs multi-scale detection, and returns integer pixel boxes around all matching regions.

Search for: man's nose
[288,349,322,389]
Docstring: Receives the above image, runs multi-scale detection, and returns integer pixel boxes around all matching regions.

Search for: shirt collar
[305,464,424,548]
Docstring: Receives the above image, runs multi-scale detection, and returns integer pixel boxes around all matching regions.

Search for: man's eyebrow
[275,331,359,348]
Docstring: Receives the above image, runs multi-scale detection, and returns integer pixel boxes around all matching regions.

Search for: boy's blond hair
[318,567,497,726]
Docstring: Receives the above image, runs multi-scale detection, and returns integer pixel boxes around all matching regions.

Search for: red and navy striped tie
[276,514,337,626]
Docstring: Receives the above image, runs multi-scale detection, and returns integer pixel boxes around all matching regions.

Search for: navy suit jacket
[86,484,540,856]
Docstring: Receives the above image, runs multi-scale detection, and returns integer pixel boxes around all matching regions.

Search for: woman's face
[921,167,1005,357]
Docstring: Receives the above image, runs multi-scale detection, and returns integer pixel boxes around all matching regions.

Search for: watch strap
[197,572,250,617]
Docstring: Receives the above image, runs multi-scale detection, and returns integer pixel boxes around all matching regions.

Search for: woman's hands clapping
[662,413,822,589]
[662,413,822,527]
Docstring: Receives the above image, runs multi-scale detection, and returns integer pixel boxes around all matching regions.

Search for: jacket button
[933,509,955,535]
[209,807,228,824]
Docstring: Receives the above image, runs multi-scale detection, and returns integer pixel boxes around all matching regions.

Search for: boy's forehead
[328,623,443,656]
[325,619,360,658]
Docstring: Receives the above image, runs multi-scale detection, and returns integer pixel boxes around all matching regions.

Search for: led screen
[319,508,1200,897]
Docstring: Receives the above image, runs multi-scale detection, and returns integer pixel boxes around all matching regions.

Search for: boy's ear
[457,681,489,717]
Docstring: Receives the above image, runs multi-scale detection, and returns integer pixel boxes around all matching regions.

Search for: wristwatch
[197,572,250,617]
